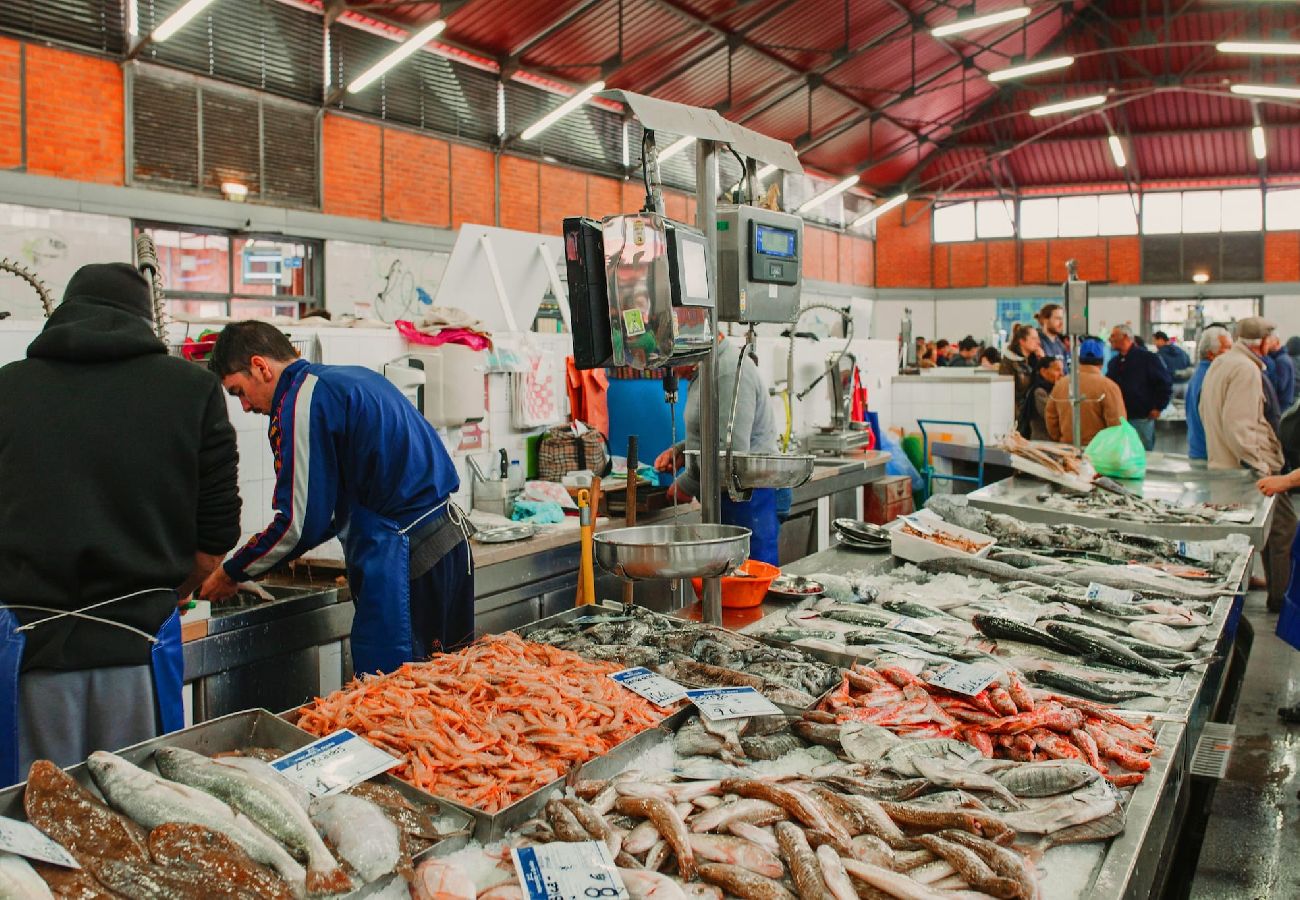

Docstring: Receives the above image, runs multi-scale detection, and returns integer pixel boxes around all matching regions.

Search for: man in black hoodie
[0,263,240,782]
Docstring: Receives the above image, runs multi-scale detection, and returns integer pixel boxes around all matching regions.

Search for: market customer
[0,264,240,781]
[1152,331,1191,378]
[948,336,980,367]
[200,322,473,675]
[1106,324,1172,451]
[1018,356,1063,440]
[1201,317,1296,612]
[999,323,1042,411]
[1044,337,1126,445]
[1185,326,1232,461]
[1265,333,1296,409]
[1036,303,1069,371]
[978,346,1001,370]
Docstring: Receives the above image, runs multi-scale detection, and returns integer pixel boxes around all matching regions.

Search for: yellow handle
[576,489,594,606]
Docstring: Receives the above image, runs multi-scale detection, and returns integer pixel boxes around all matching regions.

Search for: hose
[134,233,170,341]
[0,257,54,317]
[791,303,855,402]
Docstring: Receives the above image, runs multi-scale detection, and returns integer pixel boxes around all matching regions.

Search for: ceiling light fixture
[797,175,861,214]
[1218,40,1300,55]
[1231,83,1300,100]
[851,193,909,227]
[1108,134,1127,168]
[1192,272,1210,284]
[1252,125,1268,160]
[989,55,1074,82]
[520,80,605,141]
[152,0,217,42]
[1028,95,1106,116]
[658,135,696,162]
[347,19,447,93]
[932,6,1029,38]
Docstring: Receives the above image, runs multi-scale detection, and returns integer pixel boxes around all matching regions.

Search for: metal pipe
[696,138,722,626]
[1065,260,1083,450]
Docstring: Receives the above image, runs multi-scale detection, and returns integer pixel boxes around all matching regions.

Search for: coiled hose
[0,257,54,318]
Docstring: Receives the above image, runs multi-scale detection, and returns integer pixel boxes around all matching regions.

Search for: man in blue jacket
[1152,331,1191,379]
[1107,324,1172,451]
[1185,327,1231,460]
[199,322,472,675]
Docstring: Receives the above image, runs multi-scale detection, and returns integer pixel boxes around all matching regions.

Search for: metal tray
[0,710,473,888]
[594,524,751,581]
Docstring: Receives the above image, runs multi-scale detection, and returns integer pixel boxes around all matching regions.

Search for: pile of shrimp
[297,632,666,812]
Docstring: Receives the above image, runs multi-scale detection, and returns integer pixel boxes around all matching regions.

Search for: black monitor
[666,222,713,308]
[562,217,614,370]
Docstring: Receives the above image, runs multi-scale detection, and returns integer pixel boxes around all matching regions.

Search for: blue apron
[0,600,184,786]
[1277,526,1300,651]
[343,503,417,677]
[721,487,779,566]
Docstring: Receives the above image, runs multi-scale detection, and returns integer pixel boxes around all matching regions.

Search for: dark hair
[980,346,1001,364]
[301,308,332,321]
[958,336,979,352]
[935,339,950,350]
[1153,330,1169,341]
[1037,303,1062,321]
[1037,355,1063,373]
[209,321,299,378]
[1009,323,1036,355]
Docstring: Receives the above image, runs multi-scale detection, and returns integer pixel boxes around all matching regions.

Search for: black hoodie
[0,263,240,670]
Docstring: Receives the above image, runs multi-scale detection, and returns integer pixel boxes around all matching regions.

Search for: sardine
[0,853,52,900]
[310,793,406,883]
[991,760,1099,798]
[814,845,857,900]
[775,822,831,900]
[615,796,697,881]
[1024,669,1152,704]
[1042,622,1176,677]
[148,823,295,900]
[690,798,786,833]
[86,752,306,892]
[913,834,1020,899]
[687,834,783,878]
[697,862,795,900]
[155,747,350,895]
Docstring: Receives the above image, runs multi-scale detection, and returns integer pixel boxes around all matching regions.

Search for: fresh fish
[93,857,260,899]
[793,720,842,750]
[1036,802,1127,849]
[879,739,984,777]
[310,793,406,883]
[700,716,747,760]
[148,823,296,900]
[938,830,1037,900]
[23,759,150,867]
[624,820,663,855]
[1128,619,1205,651]
[834,796,910,850]
[690,798,786,833]
[765,628,843,644]
[741,733,805,761]
[880,601,954,621]
[720,780,848,843]
[680,884,724,900]
[876,801,1016,845]
[999,791,1119,835]
[85,751,306,892]
[347,781,443,841]
[615,796,697,881]
[971,614,1075,655]
[619,868,690,900]
[814,845,857,900]
[1037,613,1132,636]
[910,758,1023,808]
[645,840,671,873]
[728,822,780,855]
[1114,634,1193,661]
[676,717,731,759]
[774,822,831,900]
[0,853,53,900]
[1042,622,1176,677]
[840,858,952,900]
[27,862,114,899]
[546,798,590,842]
[687,834,783,878]
[1062,566,1223,601]
[991,760,1100,798]
[819,608,897,628]
[214,756,311,811]
[913,834,1020,899]
[155,747,350,895]
[562,796,621,854]
[838,722,902,763]
[411,858,476,900]
[697,862,796,900]
[1025,669,1153,704]
[918,557,1069,590]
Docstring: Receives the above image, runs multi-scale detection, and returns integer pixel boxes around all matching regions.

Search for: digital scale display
[755,224,797,259]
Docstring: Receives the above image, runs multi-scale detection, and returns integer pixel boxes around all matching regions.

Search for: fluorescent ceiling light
[1252,125,1267,160]
[519,80,605,141]
[989,55,1073,82]
[1231,83,1300,100]
[797,175,860,214]
[1219,40,1300,55]
[932,6,1029,38]
[851,193,909,227]
[153,0,217,42]
[1192,272,1210,284]
[1108,135,1127,168]
[658,135,696,161]
[347,19,447,93]
[1029,95,1106,116]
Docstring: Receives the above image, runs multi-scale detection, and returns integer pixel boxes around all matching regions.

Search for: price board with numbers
[270,730,400,797]
[924,662,999,697]
[513,841,629,900]
[685,686,783,721]
[609,667,687,707]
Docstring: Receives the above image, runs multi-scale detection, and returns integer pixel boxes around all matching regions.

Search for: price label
[1085,582,1137,604]
[899,515,935,535]
[271,730,400,797]
[685,687,784,721]
[513,840,629,900]
[925,662,999,697]
[886,615,941,637]
[0,817,80,869]
[609,667,687,707]
[1177,541,1218,562]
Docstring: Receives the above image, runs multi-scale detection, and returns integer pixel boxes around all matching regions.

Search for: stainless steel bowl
[685,451,816,490]
[593,524,751,581]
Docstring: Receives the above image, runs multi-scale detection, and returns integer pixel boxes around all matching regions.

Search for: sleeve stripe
[241,373,318,577]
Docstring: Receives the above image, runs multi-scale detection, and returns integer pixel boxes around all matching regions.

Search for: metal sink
[206,583,341,634]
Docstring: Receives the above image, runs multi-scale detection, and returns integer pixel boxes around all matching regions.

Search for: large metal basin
[687,450,816,490]
[594,524,750,581]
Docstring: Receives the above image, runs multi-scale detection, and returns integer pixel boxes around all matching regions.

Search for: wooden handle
[626,435,638,527]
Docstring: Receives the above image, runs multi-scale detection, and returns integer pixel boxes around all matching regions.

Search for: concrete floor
[1191,595,1300,899]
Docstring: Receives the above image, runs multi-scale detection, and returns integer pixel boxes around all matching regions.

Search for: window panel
[1058,195,1099,237]
[1019,198,1058,238]
[934,202,976,243]
[1181,191,1221,234]
[976,199,1015,238]
[1142,192,1182,235]
[1266,189,1300,231]
[1098,194,1139,235]
[1221,189,1262,232]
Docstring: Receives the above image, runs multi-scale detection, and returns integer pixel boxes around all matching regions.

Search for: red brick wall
[24,44,122,184]
[322,116,383,220]
[538,164,586,235]
[876,202,933,288]
[499,155,539,232]
[1265,231,1300,283]
[949,242,987,289]
[0,38,20,170]
[586,175,622,220]
[1108,237,1141,284]
[382,129,449,228]
[449,144,494,229]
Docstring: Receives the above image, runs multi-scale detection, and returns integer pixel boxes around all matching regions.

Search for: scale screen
[755,224,797,259]
[681,238,709,300]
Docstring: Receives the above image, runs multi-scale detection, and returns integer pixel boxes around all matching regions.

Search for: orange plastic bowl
[691,560,782,608]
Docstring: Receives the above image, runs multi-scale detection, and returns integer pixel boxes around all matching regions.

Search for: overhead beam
[501,0,605,72]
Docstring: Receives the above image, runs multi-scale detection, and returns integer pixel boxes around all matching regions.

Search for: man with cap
[1185,326,1232,461]
[1201,316,1296,612]
[1045,337,1127,445]
[1106,324,1172,451]
[0,263,240,783]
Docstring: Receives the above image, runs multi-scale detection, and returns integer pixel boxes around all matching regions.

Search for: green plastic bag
[1085,422,1147,479]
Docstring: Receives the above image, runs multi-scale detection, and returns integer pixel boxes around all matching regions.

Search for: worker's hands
[654,446,686,472]
[1257,474,1294,497]
[665,483,693,504]
[198,566,240,602]
[1148,410,1161,419]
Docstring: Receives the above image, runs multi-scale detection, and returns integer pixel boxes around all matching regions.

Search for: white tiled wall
[888,375,1016,444]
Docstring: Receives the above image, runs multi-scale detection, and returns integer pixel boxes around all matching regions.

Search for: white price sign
[1177,541,1218,563]
[899,515,935,535]
[1086,582,1137,604]
[0,817,80,869]
[685,687,784,721]
[925,662,999,697]
[513,840,629,900]
[271,730,400,797]
[887,615,941,636]
[609,667,687,707]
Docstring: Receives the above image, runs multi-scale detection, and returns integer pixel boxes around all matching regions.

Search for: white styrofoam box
[888,509,995,564]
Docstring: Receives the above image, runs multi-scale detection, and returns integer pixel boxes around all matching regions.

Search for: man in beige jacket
[1200,317,1296,611]
[1045,338,1126,445]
